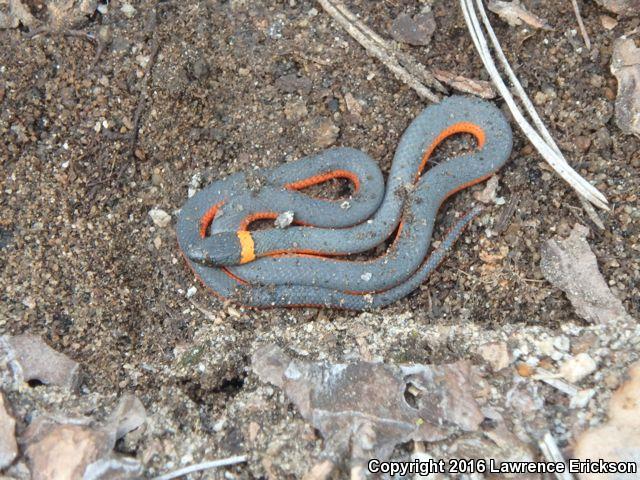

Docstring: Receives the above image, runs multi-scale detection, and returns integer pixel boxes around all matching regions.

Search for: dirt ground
[1,0,639,478]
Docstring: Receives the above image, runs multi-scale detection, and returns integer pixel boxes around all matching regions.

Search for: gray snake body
[176,96,513,309]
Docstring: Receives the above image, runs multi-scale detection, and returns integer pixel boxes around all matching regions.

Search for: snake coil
[177,96,513,309]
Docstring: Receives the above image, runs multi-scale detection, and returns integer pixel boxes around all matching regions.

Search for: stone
[574,362,640,479]
[1,334,80,391]
[25,423,112,480]
[560,353,597,384]
[310,118,339,149]
[149,208,171,228]
[0,392,17,470]
[390,12,436,46]
[478,342,511,371]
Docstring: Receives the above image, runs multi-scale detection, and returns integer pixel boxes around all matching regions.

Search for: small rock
[553,335,571,352]
[1,334,80,391]
[574,362,640,479]
[0,392,17,470]
[188,172,203,198]
[274,211,294,229]
[311,118,340,148]
[149,208,171,228]
[390,12,436,46]
[516,362,535,377]
[191,59,210,80]
[344,92,363,119]
[186,286,197,299]
[478,342,511,371]
[275,74,312,95]
[559,353,597,383]
[610,38,640,137]
[120,2,136,18]
[25,423,111,480]
[535,337,555,357]
[570,388,595,409]
[107,394,147,441]
[595,0,640,17]
[284,100,308,121]
[575,135,591,153]
[600,15,618,30]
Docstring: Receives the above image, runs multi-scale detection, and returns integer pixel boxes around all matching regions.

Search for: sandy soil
[1,0,639,478]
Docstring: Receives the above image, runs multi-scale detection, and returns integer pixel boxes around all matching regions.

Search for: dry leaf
[540,224,633,324]
[610,38,640,137]
[433,69,496,99]
[252,345,482,468]
[488,0,552,30]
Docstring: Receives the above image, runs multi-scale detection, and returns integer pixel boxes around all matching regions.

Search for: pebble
[311,118,340,148]
[1,334,80,391]
[0,393,17,470]
[575,135,591,152]
[149,208,171,228]
[120,2,136,18]
[186,286,197,299]
[553,335,571,352]
[390,12,436,46]
[284,100,308,121]
[574,362,640,479]
[275,74,312,95]
[188,172,203,198]
[275,211,294,229]
[477,342,511,371]
[24,422,112,479]
[559,353,597,383]
[600,15,618,30]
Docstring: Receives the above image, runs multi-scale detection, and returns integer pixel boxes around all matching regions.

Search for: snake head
[186,232,243,266]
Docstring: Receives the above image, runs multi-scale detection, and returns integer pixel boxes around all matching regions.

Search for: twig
[127,38,161,163]
[152,455,247,480]
[571,0,591,50]
[324,0,446,93]
[317,0,441,103]
[532,367,578,396]
[494,194,519,233]
[539,432,574,480]
[461,0,609,211]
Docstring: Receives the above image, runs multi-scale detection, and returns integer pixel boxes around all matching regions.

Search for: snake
[176,95,513,309]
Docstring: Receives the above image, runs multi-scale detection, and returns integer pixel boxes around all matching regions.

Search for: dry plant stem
[317,0,441,102]
[461,0,609,211]
[152,455,248,480]
[325,0,446,93]
[539,432,574,480]
[571,0,591,50]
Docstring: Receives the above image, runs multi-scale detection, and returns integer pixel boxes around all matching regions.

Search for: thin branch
[461,0,609,211]
[571,0,591,50]
[317,0,441,103]
[325,0,446,93]
[152,455,248,480]
[539,432,574,480]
